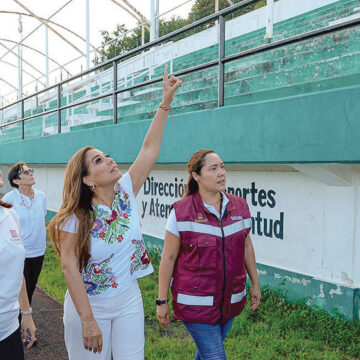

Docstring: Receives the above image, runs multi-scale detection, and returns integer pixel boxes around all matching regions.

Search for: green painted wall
[143,234,164,254]
[1,84,360,165]
[354,289,360,321]
[256,263,358,321]
[45,210,56,223]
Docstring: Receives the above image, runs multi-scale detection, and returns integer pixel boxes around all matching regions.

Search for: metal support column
[215,0,219,39]
[155,0,160,39]
[265,0,274,40]
[21,100,24,139]
[17,15,23,100]
[45,26,49,88]
[141,23,145,45]
[86,0,90,70]
[150,0,155,41]
[218,15,225,107]
[113,60,118,124]
[57,84,62,133]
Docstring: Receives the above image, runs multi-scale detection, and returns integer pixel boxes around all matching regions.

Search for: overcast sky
[0,0,195,103]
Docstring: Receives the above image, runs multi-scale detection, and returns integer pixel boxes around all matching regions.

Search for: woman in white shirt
[0,170,36,359]
[48,66,182,360]
[2,162,47,306]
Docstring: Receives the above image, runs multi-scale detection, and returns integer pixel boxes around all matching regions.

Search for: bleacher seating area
[0,0,359,143]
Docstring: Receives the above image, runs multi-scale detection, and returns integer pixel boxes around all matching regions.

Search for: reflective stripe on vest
[231,288,246,304]
[177,293,214,306]
[177,221,222,236]
[223,218,252,237]
[177,218,251,237]
[176,288,246,306]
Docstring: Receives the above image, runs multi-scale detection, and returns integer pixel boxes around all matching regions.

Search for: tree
[97,0,268,63]
[159,16,189,38]
[188,0,267,23]
[98,24,150,64]
[188,0,230,22]
[97,16,189,64]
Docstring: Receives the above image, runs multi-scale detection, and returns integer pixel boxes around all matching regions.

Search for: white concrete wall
[3,163,358,289]
[32,165,65,215]
[133,167,359,288]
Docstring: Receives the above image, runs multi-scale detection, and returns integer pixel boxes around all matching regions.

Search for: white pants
[64,280,144,360]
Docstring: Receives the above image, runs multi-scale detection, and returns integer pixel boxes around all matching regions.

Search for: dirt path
[24,287,67,360]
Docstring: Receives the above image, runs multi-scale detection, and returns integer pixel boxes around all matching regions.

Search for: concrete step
[225,72,360,106]
[69,99,218,133]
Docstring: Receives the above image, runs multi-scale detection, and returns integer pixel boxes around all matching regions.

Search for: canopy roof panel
[0,0,194,104]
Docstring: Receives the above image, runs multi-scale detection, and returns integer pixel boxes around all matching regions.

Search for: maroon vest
[171,192,252,324]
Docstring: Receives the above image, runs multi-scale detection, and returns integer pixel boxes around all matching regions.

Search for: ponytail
[183,149,215,198]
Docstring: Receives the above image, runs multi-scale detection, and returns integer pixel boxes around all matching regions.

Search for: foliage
[38,244,360,359]
[38,242,67,301]
[98,23,148,64]
[97,0,269,64]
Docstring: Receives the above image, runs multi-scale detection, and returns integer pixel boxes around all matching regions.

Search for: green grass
[38,245,360,360]
[38,242,67,301]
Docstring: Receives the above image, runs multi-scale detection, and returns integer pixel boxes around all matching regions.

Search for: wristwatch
[156,298,169,306]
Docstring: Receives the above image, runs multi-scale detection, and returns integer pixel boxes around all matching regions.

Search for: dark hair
[0,199,12,208]
[8,161,25,188]
[184,149,215,197]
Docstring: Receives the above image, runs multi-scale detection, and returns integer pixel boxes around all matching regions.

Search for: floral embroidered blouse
[61,172,153,299]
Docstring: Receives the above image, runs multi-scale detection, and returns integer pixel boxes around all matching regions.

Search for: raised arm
[60,230,103,354]
[129,65,183,196]
[244,235,261,311]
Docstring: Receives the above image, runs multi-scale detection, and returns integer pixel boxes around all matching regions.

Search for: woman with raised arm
[48,65,182,360]
[0,170,36,359]
[156,149,261,360]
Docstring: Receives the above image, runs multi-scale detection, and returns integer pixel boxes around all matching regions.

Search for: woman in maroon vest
[157,149,261,360]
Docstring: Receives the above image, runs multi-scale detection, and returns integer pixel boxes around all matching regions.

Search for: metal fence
[1,0,360,140]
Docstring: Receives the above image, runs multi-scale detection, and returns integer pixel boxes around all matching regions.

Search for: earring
[92,184,96,191]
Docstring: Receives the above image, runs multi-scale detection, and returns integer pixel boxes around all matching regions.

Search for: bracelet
[159,103,170,111]
[21,307,33,315]
[159,104,174,124]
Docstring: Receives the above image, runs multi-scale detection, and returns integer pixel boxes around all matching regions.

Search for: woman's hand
[250,285,261,311]
[21,314,36,349]
[161,64,183,107]
[156,303,171,327]
[81,317,103,353]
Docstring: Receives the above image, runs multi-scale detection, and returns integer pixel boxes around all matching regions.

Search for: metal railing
[1,0,360,140]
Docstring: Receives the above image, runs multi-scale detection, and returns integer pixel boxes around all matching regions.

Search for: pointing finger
[163,64,169,81]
